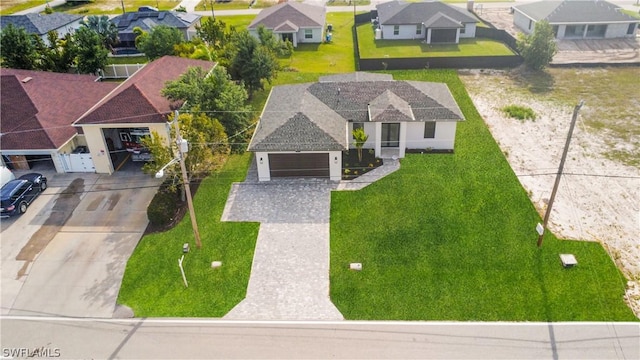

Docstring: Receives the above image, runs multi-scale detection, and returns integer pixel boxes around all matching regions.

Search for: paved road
[1,317,638,359]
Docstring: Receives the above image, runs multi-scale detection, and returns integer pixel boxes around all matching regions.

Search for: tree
[352,127,369,163]
[227,30,279,98]
[196,17,233,52]
[0,24,38,69]
[142,112,229,180]
[82,15,119,52]
[517,20,557,70]
[35,31,78,73]
[75,26,109,74]
[174,38,213,61]
[162,66,252,152]
[135,25,184,60]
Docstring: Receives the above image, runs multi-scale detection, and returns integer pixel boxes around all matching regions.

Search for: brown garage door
[269,153,329,178]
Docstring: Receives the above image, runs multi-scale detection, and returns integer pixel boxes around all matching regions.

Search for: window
[393,25,399,36]
[416,25,422,35]
[460,26,465,35]
[424,122,436,138]
[304,29,313,39]
[627,23,636,35]
[352,122,364,136]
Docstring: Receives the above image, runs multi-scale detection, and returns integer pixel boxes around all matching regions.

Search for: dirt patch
[459,67,640,318]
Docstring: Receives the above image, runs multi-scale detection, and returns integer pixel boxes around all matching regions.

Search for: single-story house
[0,13,84,44]
[248,72,464,181]
[375,0,478,43]
[74,56,216,174]
[110,10,201,50]
[248,2,325,47]
[0,69,118,173]
[513,0,639,39]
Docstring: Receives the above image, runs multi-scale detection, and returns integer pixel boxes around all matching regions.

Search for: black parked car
[0,173,47,218]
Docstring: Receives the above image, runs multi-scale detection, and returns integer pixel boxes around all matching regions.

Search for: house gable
[75,56,216,126]
[423,12,464,29]
[514,0,640,24]
[0,13,83,35]
[368,90,415,122]
[0,69,117,151]
[377,0,477,26]
[248,2,325,30]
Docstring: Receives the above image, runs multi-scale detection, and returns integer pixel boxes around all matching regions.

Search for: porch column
[582,24,588,38]
[456,29,460,43]
[374,122,382,158]
[398,123,406,158]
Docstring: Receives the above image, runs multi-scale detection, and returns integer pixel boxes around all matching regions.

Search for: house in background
[248,72,464,181]
[248,2,326,47]
[110,9,201,51]
[0,13,83,44]
[0,69,118,173]
[375,0,477,43]
[513,0,639,39]
[74,56,216,175]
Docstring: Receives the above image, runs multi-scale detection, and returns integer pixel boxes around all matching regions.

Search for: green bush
[147,180,180,227]
[502,104,537,120]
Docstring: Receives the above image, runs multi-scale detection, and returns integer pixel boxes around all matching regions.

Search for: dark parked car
[0,173,47,218]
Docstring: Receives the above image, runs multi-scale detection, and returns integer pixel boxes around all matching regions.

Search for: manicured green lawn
[0,0,44,15]
[357,23,515,58]
[215,15,256,31]
[329,69,637,321]
[55,0,179,15]
[117,154,259,317]
[107,55,148,65]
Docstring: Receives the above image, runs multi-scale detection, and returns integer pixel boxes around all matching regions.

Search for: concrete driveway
[1,170,160,318]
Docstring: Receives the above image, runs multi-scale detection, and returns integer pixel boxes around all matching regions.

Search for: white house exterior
[248,2,325,47]
[248,73,464,181]
[0,13,83,44]
[513,0,639,39]
[376,1,477,43]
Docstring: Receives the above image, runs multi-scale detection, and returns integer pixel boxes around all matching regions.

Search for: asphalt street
[1,317,638,359]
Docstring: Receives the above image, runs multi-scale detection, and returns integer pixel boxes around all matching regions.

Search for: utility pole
[210,0,215,19]
[174,110,202,249]
[537,100,584,248]
[120,0,125,14]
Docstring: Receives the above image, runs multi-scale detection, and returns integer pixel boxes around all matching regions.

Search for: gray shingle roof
[0,13,82,35]
[513,0,640,23]
[249,74,464,152]
[376,0,477,26]
[423,12,465,29]
[248,2,325,30]
[111,11,200,42]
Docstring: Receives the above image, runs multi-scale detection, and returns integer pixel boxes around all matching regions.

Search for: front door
[381,123,400,147]
[281,33,293,43]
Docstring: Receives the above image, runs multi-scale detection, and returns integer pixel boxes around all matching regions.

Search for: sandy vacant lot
[459,68,640,318]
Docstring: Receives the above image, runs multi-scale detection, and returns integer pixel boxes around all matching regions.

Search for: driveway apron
[3,171,159,318]
[222,180,344,320]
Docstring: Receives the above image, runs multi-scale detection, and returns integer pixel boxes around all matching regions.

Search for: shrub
[502,105,537,120]
[147,180,180,228]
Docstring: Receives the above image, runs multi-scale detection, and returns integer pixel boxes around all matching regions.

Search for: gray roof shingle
[111,11,200,42]
[0,13,82,35]
[376,0,477,26]
[248,2,325,30]
[249,74,464,152]
[514,0,640,23]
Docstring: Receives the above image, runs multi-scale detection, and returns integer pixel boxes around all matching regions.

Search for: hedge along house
[512,0,639,39]
[73,56,216,174]
[248,73,464,181]
[247,2,326,47]
[375,0,478,43]
[0,69,118,173]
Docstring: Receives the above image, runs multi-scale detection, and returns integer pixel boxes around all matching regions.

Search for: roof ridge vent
[21,77,33,83]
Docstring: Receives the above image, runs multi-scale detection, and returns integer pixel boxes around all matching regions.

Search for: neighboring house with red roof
[248,2,326,47]
[74,56,216,174]
[512,0,639,39]
[375,0,478,43]
[0,69,117,173]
